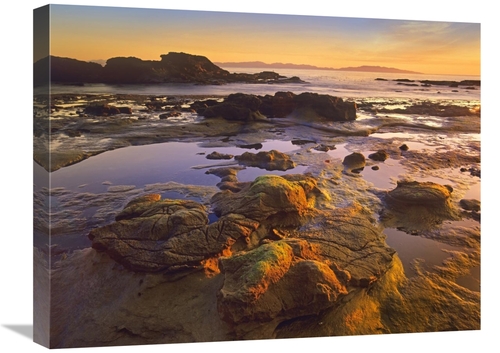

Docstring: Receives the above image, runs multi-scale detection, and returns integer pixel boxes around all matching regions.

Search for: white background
[1,1,496,352]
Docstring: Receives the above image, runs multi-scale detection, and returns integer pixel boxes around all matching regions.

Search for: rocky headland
[33,52,308,86]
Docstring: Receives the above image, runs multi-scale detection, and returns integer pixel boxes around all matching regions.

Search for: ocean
[49,67,480,101]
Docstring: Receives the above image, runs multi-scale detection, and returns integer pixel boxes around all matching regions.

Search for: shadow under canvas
[3,325,33,341]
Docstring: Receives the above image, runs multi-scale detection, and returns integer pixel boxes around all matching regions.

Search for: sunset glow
[45,5,480,76]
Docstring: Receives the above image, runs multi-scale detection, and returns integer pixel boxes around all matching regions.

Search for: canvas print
[33,4,481,349]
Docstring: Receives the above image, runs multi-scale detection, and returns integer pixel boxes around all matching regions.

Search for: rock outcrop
[84,174,397,341]
[34,56,103,86]
[89,195,260,273]
[43,169,479,348]
[380,180,460,232]
[210,174,321,226]
[217,239,348,331]
[194,92,357,122]
[199,93,267,121]
[34,53,307,86]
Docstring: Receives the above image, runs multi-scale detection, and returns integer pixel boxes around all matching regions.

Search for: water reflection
[385,227,479,292]
[51,140,304,192]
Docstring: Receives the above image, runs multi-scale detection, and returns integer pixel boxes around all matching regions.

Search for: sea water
[49,67,480,102]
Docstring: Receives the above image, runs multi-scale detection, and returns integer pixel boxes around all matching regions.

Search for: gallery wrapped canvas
[33,3,481,349]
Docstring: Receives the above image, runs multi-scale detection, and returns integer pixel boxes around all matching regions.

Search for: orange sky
[45,4,480,76]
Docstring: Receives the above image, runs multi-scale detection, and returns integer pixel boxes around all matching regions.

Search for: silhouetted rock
[36,52,307,85]
[459,199,480,212]
[34,56,103,87]
[84,104,132,116]
[198,91,357,121]
[419,79,480,87]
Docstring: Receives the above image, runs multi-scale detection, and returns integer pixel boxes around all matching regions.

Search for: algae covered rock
[210,174,321,225]
[385,180,453,207]
[381,180,460,232]
[217,239,348,328]
[297,204,395,288]
[89,194,260,272]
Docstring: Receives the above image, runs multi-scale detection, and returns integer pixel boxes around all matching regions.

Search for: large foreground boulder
[89,195,260,273]
[70,174,405,344]
[217,239,348,329]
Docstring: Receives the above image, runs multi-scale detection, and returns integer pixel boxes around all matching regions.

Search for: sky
[40,4,481,76]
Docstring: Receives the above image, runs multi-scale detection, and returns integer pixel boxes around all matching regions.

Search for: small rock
[459,199,481,212]
[342,152,366,172]
[235,150,296,171]
[368,150,389,161]
[206,151,234,160]
[314,144,336,152]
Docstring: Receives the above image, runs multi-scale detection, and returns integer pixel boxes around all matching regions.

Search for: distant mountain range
[215,61,422,74]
